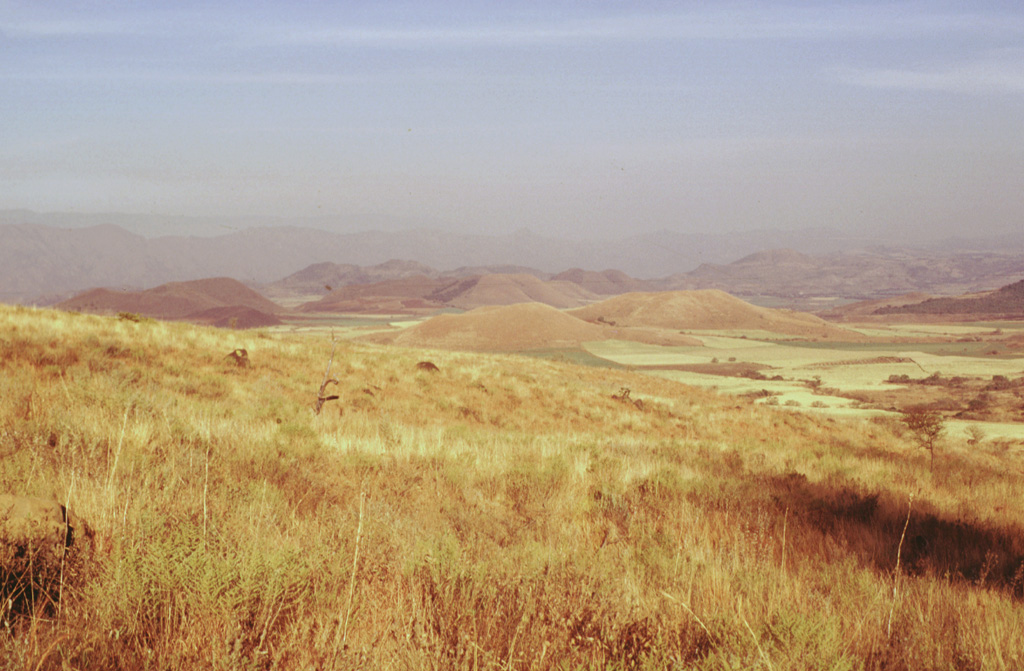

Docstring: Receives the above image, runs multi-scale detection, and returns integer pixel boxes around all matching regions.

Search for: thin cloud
[836,55,1024,94]
[0,68,361,85]
[261,6,1024,49]
[0,17,148,38]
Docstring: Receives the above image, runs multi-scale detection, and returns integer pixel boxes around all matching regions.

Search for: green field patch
[783,339,1018,358]
[646,368,863,409]
[583,340,711,366]
[685,334,777,349]
[850,324,999,339]
[876,352,1024,378]
[639,361,773,378]
[684,329,813,341]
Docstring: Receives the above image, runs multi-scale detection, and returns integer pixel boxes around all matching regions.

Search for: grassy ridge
[1,304,1023,669]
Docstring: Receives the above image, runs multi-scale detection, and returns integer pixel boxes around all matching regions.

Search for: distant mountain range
[42,265,1024,333]
[667,248,1024,304]
[4,210,1024,306]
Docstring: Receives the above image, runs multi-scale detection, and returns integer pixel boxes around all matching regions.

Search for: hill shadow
[765,472,1024,598]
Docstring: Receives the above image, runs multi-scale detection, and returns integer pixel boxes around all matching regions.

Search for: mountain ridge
[4,211,1024,307]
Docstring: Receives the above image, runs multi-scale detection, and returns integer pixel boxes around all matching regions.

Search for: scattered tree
[901,407,945,473]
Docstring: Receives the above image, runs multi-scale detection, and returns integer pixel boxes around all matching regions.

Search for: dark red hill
[57,277,282,321]
[874,279,1024,317]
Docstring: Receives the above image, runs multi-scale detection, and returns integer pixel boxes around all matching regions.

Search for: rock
[1,494,91,611]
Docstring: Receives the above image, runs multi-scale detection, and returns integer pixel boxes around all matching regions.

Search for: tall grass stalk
[740,597,774,670]
[105,405,130,495]
[202,443,210,547]
[887,493,914,639]
[339,490,365,649]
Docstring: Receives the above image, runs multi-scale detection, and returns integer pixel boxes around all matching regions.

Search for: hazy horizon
[3,2,1022,241]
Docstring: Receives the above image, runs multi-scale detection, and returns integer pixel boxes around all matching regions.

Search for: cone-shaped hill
[366,303,609,351]
[549,268,653,295]
[56,277,282,323]
[439,274,597,310]
[362,302,702,352]
[569,290,864,340]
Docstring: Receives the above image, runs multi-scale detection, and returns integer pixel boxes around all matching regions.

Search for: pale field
[851,324,1006,338]
[586,337,1024,387]
[586,328,1024,442]
[265,314,407,339]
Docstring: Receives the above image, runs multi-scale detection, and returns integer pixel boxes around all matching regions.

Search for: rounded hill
[372,302,610,351]
[569,290,863,339]
[56,277,281,322]
[439,274,597,310]
[363,302,702,352]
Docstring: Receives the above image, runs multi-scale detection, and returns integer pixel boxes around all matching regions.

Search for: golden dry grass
[1,303,1023,670]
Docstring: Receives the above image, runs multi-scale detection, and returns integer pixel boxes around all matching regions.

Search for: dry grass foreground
[1,303,1024,670]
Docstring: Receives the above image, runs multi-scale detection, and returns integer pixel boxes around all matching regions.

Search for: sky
[1,1,1023,240]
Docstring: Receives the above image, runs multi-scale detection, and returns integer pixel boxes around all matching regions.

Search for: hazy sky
[2,1,1022,239]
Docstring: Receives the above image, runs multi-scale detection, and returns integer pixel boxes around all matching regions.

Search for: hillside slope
[300,273,598,313]
[439,274,598,310]
[550,268,654,295]
[569,290,864,339]
[364,301,704,351]
[874,278,1024,316]
[1,303,1022,669]
[56,277,282,322]
[370,302,612,351]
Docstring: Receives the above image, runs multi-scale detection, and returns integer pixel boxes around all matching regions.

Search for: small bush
[985,375,1014,391]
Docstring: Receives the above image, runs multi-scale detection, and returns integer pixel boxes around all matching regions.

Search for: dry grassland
[2,304,1024,670]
